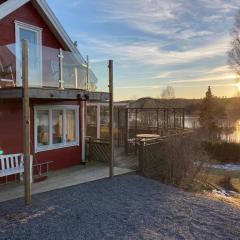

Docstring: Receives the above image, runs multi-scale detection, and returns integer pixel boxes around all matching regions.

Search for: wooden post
[166,109,169,129]
[96,104,101,138]
[135,109,138,154]
[117,107,120,147]
[58,48,64,89]
[124,108,129,155]
[163,109,166,129]
[108,60,114,178]
[135,109,138,137]
[80,100,86,162]
[182,108,185,129]
[173,109,176,129]
[22,39,31,205]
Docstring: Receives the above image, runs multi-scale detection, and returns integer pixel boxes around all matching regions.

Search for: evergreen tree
[199,86,224,141]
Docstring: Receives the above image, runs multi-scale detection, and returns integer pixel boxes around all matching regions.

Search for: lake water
[185,116,240,143]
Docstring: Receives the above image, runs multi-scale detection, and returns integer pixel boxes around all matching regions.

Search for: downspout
[78,95,86,163]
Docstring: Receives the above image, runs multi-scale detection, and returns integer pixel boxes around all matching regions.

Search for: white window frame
[15,20,43,87]
[34,105,79,153]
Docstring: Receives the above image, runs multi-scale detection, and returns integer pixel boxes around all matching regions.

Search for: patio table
[136,134,160,141]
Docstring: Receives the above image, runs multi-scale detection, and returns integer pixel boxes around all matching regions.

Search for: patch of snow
[212,189,239,197]
[210,163,240,171]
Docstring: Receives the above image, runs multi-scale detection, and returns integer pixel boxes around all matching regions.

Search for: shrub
[218,176,238,192]
[204,141,240,163]
[163,132,210,191]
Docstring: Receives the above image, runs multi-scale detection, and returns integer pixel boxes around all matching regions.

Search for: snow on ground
[210,163,240,171]
[0,175,240,240]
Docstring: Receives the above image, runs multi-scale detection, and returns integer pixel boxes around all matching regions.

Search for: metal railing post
[58,48,64,89]
[86,55,89,90]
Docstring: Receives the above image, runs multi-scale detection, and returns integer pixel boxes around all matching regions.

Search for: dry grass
[202,191,240,208]
[163,132,210,191]
[206,168,240,192]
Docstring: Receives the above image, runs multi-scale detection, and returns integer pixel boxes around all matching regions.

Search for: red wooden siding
[0,100,23,154]
[0,1,83,174]
[0,99,82,171]
[30,100,82,170]
[0,1,63,48]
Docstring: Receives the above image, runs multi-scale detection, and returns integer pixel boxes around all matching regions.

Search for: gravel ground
[0,175,240,240]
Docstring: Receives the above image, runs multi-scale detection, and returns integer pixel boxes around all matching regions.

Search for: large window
[35,105,79,152]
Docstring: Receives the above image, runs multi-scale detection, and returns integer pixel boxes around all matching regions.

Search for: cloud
[52,0,239,99]
[153,65,233,80]
[97,0,179,32]
[92,0,238,39]
[116,82,236,90]
[77,33,230,66]
[170,73,236,84]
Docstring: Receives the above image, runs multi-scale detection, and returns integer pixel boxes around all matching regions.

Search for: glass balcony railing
[0,43,108,92]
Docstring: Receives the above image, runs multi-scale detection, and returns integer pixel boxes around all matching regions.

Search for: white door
[15,21,42,87]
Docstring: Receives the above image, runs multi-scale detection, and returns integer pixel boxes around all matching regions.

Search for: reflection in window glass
[52,110,63,144]
[66,110,76,142]
[37,110,49,146]
[87,106,97,138]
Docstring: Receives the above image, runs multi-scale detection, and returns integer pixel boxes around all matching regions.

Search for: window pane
[66,110,76,142]
[52,110,63,144]
[20,29,37,44]
[37,110,49,146]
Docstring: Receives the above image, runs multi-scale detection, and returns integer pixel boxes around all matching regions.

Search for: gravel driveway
[0,175,240,240]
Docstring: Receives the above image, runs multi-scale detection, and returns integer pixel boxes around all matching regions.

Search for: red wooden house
[0,0,108,172]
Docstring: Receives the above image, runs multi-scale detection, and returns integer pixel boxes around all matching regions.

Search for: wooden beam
[22,39,31,205]
[0,88,109,101]
[108,60,114,178]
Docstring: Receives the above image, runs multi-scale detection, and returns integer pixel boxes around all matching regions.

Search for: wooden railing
[85,137,109,162]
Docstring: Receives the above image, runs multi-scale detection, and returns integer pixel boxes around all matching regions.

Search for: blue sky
[47,0,240,100]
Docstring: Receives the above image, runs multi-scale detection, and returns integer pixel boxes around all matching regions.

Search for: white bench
[0,153,32,184]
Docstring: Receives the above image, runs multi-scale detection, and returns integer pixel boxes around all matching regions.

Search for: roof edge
[0,0,29,20]
[0,0,86,64]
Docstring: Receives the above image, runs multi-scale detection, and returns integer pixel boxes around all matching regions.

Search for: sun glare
[236,82,240,91]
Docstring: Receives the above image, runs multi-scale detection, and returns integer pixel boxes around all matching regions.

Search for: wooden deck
[0,162,135,203]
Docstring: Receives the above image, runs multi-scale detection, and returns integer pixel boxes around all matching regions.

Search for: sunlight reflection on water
[185,117,240,143]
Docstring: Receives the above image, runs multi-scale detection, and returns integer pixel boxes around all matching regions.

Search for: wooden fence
[138,131,194,179]
[138,139,167,178]
[86,137,109,162]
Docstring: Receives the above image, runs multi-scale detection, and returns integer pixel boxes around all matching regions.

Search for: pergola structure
[86,102,128,142]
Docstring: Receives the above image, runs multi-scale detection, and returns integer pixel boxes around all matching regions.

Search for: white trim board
[0,0,29,20]
[15,20,43,87]
[34,105,80,153]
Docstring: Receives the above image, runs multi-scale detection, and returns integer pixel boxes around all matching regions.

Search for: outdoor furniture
[136,134,160,141]
[0,153,32,184]
[33,161,53,176]
[0,61,15,87]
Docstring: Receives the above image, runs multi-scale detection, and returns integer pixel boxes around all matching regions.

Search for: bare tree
[161,85,175,99]
[228,9,240,79]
